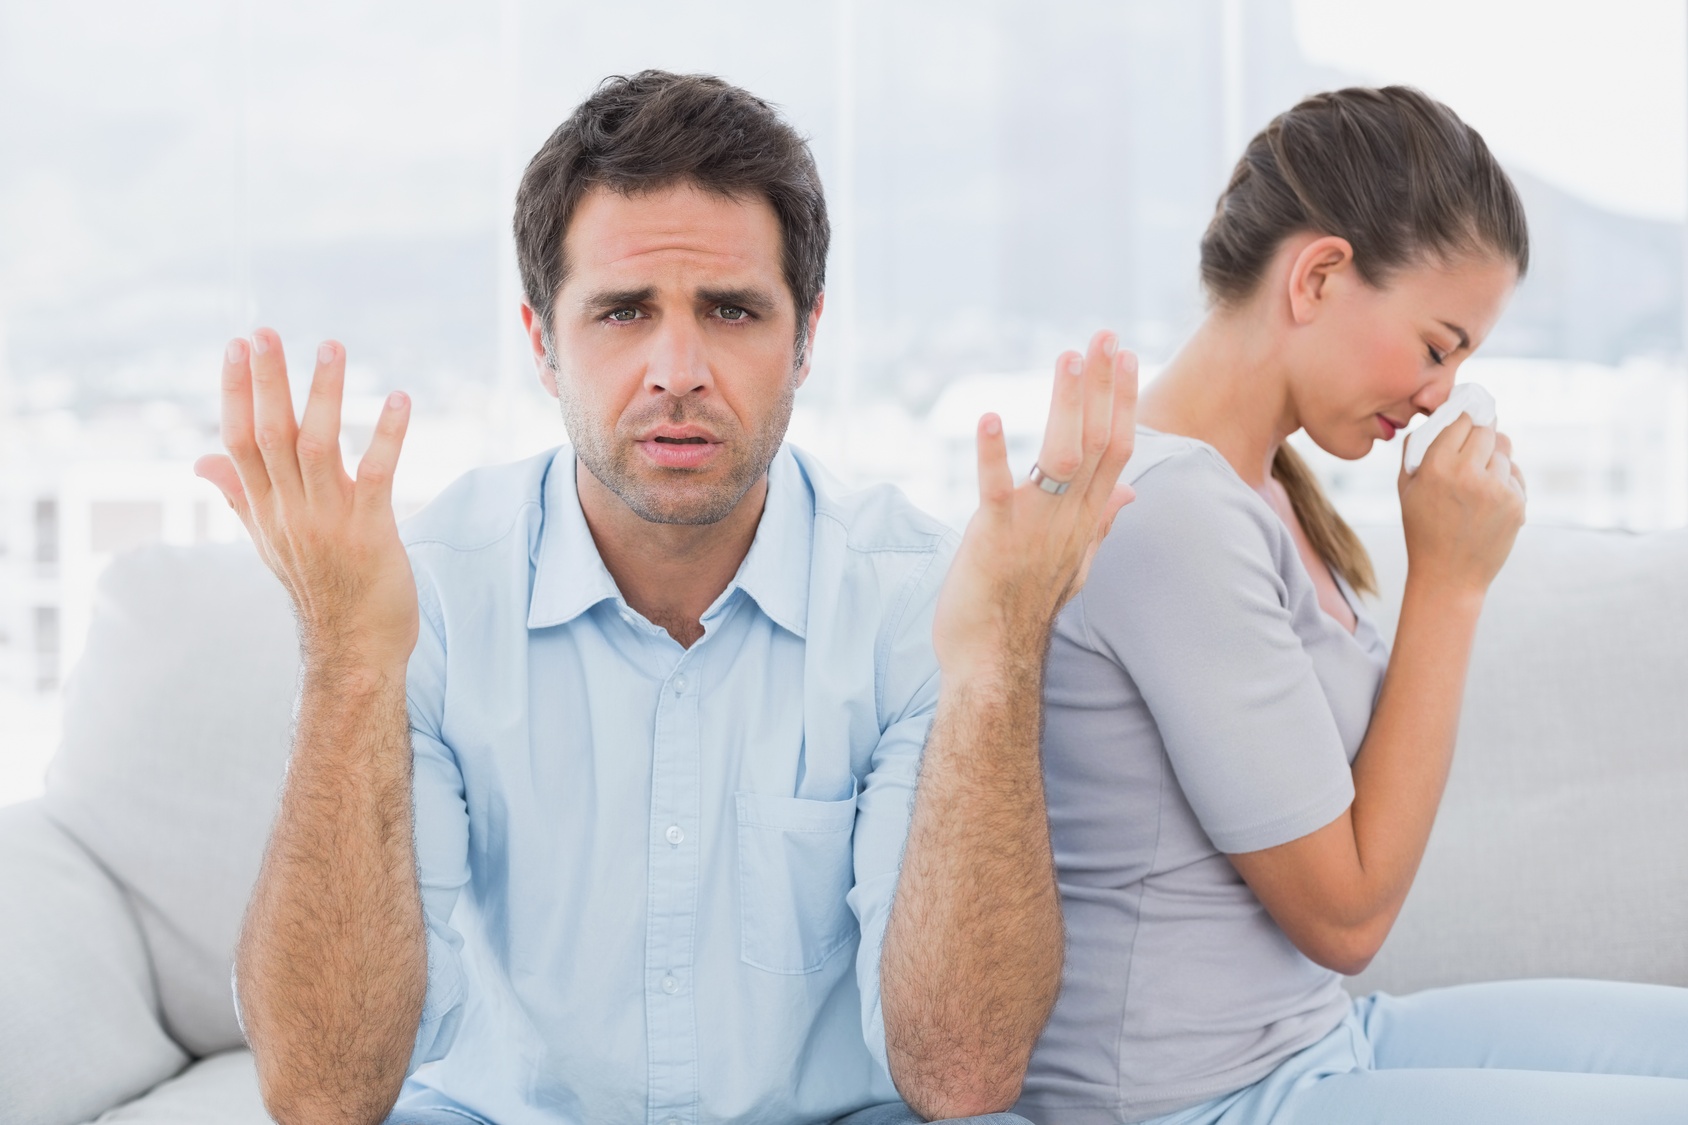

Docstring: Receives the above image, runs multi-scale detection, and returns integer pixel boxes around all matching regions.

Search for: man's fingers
[194,453,247,511]
[975,413,1014,511]
[1098,480,1136,538]
[1034,351,1085,487]
[1079,331,1119,465]
[1085,347,1139,509]
[193,454,258,539]
[219,337,271,507]
[354,391,412,521]
[249,327,305,500]
[298,340,349,501]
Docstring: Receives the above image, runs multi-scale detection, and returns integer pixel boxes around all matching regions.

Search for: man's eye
[607,308,640,322]
[717,305,749,321]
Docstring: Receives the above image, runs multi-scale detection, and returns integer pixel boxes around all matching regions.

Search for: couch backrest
[42,544,297,1057]
[1350,523,1688,993]
[37,524,1688,1056]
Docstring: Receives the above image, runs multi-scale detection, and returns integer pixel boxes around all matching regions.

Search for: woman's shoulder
[1116,428,1284,543]
[1068,428,1301,658]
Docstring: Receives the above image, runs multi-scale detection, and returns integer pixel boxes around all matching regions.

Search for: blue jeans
[1145,979,1688,1125]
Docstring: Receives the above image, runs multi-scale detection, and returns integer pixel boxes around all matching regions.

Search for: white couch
[2,525,1685,1124]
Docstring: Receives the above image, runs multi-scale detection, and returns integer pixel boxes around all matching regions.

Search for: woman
[1019,86,1688,1124]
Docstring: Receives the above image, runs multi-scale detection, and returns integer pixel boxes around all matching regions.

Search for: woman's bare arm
[1228,417,1526,974]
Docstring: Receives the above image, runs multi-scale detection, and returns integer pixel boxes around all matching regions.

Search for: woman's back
[1019,428,1388,1124]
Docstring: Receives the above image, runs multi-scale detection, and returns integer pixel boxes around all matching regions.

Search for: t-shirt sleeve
[403,558,471,1073]
[1072,449,1355,855]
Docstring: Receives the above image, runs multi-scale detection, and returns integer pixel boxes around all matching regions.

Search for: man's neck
[576,461,768,648]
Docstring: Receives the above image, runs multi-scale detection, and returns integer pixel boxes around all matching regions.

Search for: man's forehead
[563,183,784,286]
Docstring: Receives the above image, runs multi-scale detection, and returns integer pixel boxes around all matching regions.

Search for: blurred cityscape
[2,0,1686,803]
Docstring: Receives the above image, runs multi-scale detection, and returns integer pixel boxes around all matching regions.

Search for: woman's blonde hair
[1201,86,1530,596]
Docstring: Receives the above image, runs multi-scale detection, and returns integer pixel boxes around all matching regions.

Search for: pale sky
[1293,0,1688,221]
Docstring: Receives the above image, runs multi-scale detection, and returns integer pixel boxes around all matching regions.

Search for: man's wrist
[299,651,409,698]
[938,648,1045,708]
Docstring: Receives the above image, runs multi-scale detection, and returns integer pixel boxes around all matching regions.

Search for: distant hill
[1490,170,1682,363]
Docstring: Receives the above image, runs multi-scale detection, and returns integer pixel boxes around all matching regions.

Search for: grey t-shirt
[1017,429,1390,1124]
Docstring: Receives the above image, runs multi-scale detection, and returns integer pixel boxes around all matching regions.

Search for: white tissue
[1403,383,1497,475]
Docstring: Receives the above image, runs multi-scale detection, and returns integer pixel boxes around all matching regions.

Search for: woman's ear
[1286,235,1356,326]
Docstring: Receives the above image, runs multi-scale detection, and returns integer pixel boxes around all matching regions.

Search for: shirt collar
[527,451,623,630]
[526,445,813,639]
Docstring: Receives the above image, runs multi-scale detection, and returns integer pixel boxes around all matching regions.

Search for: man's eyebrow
[1438,320,1471,351]
[580,286,656,311]
[697,286,777,312]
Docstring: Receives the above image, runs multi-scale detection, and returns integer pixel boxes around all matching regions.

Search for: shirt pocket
[735,789,859,974]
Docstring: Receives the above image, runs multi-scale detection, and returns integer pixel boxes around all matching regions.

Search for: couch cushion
[1350,524,1688,993]
[82,1050,267,1125]
[0,801,189,1125]
[42,544,299,1057]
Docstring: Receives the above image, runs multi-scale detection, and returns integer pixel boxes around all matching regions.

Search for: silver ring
[1029,464,1071,495]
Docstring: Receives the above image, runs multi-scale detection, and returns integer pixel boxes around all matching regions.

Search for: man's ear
[794,291,824,388]
[1286,235,1355,326]
[520,302,560,398]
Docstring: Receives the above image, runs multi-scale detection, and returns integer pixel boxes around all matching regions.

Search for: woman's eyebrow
[1437,320,1471,350]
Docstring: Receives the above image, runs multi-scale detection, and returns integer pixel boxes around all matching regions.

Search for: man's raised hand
[932,329,1138,683]
[194,329,418,677]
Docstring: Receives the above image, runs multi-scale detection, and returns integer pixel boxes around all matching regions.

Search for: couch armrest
[0,800,187,1125]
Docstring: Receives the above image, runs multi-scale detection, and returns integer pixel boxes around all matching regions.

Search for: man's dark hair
[515,70,830,362]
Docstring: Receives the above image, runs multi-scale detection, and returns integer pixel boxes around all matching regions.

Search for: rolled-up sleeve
[405,560,471,1073]
[846,540,954,1076]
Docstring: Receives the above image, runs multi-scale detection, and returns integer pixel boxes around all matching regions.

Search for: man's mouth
[653,435,710,445]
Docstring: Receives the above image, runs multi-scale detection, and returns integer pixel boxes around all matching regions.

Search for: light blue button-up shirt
[396,443,957,1125]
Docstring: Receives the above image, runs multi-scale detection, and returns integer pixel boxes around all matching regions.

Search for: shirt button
[661,974,679,995]
[665,824,684,846]
[672,673,689,694]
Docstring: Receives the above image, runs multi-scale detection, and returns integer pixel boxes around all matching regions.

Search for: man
[196,71,1136,1125]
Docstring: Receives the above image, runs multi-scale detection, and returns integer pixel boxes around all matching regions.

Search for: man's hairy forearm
[235,665,426,1125]
[881,668,1064,1118]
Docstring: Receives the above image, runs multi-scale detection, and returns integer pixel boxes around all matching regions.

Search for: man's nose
[645,315,713,399]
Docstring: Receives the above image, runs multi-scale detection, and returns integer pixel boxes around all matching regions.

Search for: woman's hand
[1398,414,1526,598]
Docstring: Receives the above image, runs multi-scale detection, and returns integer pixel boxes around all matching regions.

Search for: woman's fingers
[353,391,411,522]
[1461,420,1498,472]
[1418,412,1475,478]
[1034,351,1086,487]
[298,340,349,501]
[975,413,1014,512]
[249,327,305,501]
